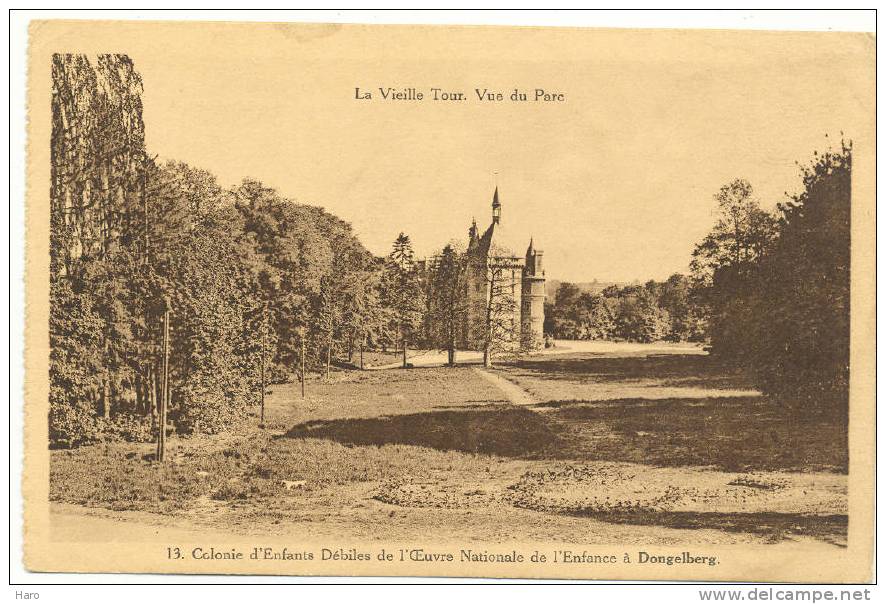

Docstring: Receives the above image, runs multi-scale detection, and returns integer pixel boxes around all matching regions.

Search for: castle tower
[461,184,541,355]
[521,238,546,349]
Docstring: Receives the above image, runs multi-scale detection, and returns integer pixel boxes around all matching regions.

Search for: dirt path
[50,504,254,543]
[473,367,537,406]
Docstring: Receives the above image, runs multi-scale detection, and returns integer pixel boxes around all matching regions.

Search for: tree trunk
[484,314,494,368]
[157,309,170,462]
[102,372,111,419]
[484,268,495,369]
[134,369,144,416]
[260,335,266,426]
[148,365,157,422]
[402,334,408,369]
[448,324,457,366]
[325,333,331,380]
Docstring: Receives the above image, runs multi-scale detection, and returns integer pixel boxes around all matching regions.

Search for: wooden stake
[326,332,331,380]
[260,305,266,426]
[300,327,306,398]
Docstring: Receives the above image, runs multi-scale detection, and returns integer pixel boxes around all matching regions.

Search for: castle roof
[476,216,522,260]
[469,186,524,261]
[477,222,497,257]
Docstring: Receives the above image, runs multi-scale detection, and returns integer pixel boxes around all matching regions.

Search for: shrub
[174,382,247,435]
[102,413,154,443]
[49,400,102,448]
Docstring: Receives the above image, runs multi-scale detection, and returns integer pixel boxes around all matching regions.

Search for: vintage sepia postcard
[22,18,875,582]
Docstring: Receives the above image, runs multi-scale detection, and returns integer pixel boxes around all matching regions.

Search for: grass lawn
[50,349,849,545]
[494,352,847,473]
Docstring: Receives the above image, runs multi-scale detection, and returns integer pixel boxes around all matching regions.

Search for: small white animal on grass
[281,480,306,491]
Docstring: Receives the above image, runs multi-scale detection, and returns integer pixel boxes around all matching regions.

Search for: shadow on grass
[537,397,848,472]
[281,406,562,457]
[280,394,846,471]
[508,354,755,390]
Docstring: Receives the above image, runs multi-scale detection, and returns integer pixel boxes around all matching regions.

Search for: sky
[64,21,872,283]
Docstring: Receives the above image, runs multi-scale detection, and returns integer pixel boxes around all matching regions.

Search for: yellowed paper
[25,20,875,581]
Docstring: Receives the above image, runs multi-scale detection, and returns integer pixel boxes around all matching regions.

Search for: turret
[467,217,479,254]
[491,186,501,225]
[521,237,546,350]
[524,238,544,276]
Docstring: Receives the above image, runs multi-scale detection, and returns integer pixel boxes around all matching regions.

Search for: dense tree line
[693,142,851,410]
[50,55,392,446]
[545,275,707,343]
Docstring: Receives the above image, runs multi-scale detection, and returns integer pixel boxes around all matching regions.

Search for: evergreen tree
[426,244,468,365]
[380,233,426,368]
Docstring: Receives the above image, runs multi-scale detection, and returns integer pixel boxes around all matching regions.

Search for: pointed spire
[526,237,535,255]
[491,186,501,224]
